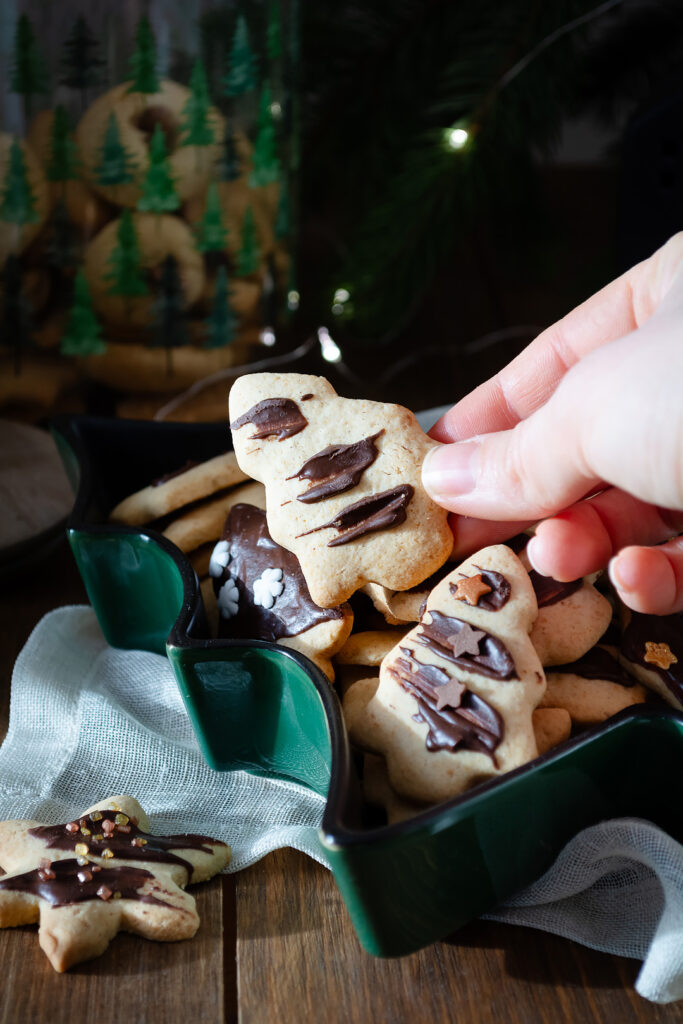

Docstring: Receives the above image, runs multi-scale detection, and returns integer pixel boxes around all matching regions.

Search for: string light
[259,327,276,346]
[318,326,342,363]
[287,289,300,311]
[445,126,469,151]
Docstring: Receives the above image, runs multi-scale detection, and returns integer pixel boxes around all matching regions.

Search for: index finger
[430,233,683,443]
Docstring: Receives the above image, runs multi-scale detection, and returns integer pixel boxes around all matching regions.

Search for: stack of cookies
[111,372,681,824]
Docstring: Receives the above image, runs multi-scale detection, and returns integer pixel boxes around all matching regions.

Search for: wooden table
[1,538,681,1024]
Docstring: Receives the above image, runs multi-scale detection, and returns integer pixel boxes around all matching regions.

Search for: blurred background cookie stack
[0,1,298,422]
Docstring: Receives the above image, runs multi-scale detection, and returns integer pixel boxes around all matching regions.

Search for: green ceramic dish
[51,415,683,957]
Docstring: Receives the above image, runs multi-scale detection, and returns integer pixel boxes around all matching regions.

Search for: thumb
[421,328,683,520]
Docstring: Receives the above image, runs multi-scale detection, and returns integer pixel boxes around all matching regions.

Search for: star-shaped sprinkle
[217,578,239,618]
[451,573,492,607]
[434,677,467,711]
[0,795,230,972]
[644,641,678,671]
[447,622,486,658]
[209,539,231,578]
[253,567,285,609]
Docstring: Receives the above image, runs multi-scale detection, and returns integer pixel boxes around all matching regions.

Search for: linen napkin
[1,606,681,1003]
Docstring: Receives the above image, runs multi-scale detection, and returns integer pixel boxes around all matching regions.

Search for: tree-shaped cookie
[104,209,148,316]
[206,265,237,348]
[196,181,228,253]
[229,372,453,607]
[249,84,280,187]
[127,15,160,97]
[223,15,258,98]
[137,124,179,213]
[46,106,80,189]
[180,58,215,151]
[153,254,188,375]
[94,112,137,192]
[60,268,106,357]
[10,14,48,125]
[236,205,260,276]
[60,15,106,110]
[343,545,546,804]
[0,795,230,972]
[1,255,34,375]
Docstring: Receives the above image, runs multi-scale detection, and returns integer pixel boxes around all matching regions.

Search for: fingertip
[609,545,678,614]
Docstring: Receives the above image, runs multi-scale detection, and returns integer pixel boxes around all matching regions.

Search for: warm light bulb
[259,327,276,347]
[287,289,300,311]
[318,327,342,363]
[270,101,282,118]
[333,288,350,304]
[445,126,469,150]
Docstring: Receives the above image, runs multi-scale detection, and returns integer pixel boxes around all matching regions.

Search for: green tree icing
[137,124,179,212]
[196,182,228,253]
[236,205,260,276]
[105,209,148,301]
[216,123,242,181]
[223,16,258,98]
[127,15,160,96]
[0,139,38,228]
[61,268,106,356]
[249,84,280,187]
[10,14,48,122]
[47,106,80,184]
[180,59,215,148]
[153,254,188,375]
[206,264,236,348]
[60,15,106,106]
[1,255,34,375]
[95,113,137,187]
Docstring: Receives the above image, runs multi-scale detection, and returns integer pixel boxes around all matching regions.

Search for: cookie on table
[343,545,545,804]
[0,795,230,972]
[539,644,648,724]
[619,609,683,711]
[162,480,265,553]
[228,373,452,608]
[110,451,249,526]
[210,503,352,681]
[335,629,409,668]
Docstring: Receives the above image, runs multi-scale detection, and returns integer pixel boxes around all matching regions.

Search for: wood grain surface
[1,538,682,1024]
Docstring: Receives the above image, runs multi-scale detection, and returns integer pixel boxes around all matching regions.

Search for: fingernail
[609,552,636,593]
[422,441,480,501]
[525,537,549,577]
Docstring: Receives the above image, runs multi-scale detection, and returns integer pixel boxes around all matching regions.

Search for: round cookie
[76,80,224,208]
[540,644,648,724]
[532,707,572,755]
[228,373,453,608]
[211,502,353,682]
[343,545,546,805]
[335,629,409,667]
[0,134,51,270]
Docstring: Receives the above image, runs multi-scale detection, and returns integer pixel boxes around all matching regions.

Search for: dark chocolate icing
[450,568,511,611]
[548,645,635,687]
[389,648,503,759]
[230,398,308,441]
[0,858,168,908]
[621,611,683,704]
[29,809,223,873]
[416,610,517,680]
[287,431,383,503]
[299,485,414,547]
[215,504,344,640]
[529,571,582,607]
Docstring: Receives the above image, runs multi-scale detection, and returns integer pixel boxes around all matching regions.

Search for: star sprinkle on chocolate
[0,795,231,972]
[447,622,486,658]
[434,677,467,711]
[451,573,493,607]
[644,641,678,671]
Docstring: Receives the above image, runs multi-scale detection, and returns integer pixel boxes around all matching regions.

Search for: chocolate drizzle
[216,504,344,640]
[529,571,582,607]
[548,646,635,687]
[0,860,169,909]
[230,398,308,441]
[417,611,518,680]
[30,810,222,873]
[299,484,414,547]
[450,568,511,611]
[287,431,383,503]
[0,858,168,909]
[621,611,683,704]
[389,648,503,760]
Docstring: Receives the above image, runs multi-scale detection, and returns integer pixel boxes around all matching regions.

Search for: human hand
[422,234,683,615]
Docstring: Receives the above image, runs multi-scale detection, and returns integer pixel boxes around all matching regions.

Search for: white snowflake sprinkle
[209,540,231,578]
[217,578,239,618]
[253,567,284,609]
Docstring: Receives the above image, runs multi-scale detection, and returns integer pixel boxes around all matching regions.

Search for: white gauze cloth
[1,606,681,1004]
